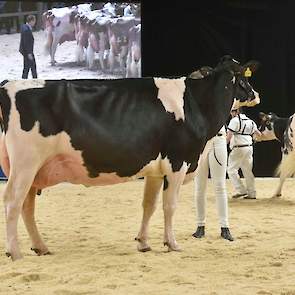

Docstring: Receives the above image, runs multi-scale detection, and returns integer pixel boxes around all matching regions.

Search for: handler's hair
[26,15,36,23]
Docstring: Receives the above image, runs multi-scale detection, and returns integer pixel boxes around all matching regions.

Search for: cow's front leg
[22,187,50,256]
[136,176,163,252]
[3,173,36,260]
[50,37,59,65]
[119,45,128,72]
[75,44,85,65]
[162,166,187,251]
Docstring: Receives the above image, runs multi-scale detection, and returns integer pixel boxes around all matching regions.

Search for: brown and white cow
[0,56,260,261]
[43,4,92,65]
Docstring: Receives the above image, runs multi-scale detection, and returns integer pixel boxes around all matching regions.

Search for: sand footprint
[0,272,22,280]
[19,273,54,283]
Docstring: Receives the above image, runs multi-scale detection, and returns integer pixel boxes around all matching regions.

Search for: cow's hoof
[137,245,151,252]
[31,248,51,256]
[135,237,151,252]
[6,252,23,261]
[163,242,182,252]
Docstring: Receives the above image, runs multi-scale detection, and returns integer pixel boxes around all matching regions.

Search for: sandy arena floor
[0,30,123,82]
[0,178,295,295]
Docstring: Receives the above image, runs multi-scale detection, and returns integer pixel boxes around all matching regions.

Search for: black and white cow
[256,112,294,197]
[0,56,260,261]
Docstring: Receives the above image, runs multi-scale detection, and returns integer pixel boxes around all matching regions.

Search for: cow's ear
[219,55,235,64]
[200,66,214,77]
[242,61,260,77]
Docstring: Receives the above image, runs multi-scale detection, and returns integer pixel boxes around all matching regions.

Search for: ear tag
[244,67,252,77]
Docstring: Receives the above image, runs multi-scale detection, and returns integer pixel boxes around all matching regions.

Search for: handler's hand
[28,54,33,60]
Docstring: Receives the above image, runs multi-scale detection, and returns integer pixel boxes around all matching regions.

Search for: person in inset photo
[19,14,37,79]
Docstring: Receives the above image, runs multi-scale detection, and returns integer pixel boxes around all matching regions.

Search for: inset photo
[0,1,141,81]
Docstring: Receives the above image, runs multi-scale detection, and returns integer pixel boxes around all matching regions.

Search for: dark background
[141,0,295,176]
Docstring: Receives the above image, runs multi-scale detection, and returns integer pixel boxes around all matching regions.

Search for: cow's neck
[185,71,234,140]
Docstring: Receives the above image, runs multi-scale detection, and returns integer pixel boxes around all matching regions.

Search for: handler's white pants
[195,135,229,228]
[227,146,256,197]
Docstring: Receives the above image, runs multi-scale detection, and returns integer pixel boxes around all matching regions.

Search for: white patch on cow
[75,44,85,63]
[51,7,73,18]
[135,153,190,181]
[276,116,295,180]
[231,76,235,84]
[231,86,260,110]
[154,77,186,121]
[84,10,104,21]
[76,3,92,14]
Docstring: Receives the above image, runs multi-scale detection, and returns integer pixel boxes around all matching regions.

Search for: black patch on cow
[13,64,254,179]
[14,79,203,177]
[283,117,294,154]
[273,117,289,145]
[163,175,168,191]
[0,86,11,133]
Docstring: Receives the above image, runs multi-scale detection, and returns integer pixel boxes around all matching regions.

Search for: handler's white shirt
[228,114,258,149]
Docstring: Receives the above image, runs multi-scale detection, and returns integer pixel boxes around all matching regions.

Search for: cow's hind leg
[22,187,50,256]
[3,170,37,261]
[162,167,187,252]
[273,175,286,197]
[136,176,163,252]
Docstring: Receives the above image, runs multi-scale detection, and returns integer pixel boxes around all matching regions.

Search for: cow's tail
[275,152,295,179]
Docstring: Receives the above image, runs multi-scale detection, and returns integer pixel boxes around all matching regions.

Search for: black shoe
[192,226,205,238]
[243,195,256,199]
[232,193,247,199]
[221,227,234,241]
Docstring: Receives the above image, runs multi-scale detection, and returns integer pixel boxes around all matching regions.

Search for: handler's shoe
[232,193,247,199]
[192,226,205,238]
[243,195,256,199]
[221,227,234,241]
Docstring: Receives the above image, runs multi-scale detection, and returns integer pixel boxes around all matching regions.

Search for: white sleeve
[227,118,238,132]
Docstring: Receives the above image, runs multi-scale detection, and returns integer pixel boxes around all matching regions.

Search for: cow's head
[217,55,260,109]
[255,112,278,142]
